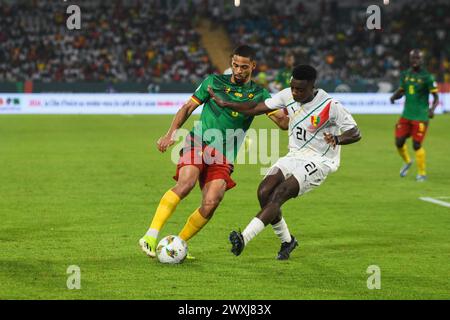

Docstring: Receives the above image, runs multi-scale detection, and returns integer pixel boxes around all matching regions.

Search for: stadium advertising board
[0,93,448,114]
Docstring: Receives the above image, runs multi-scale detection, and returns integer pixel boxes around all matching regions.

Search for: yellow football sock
[149,189,181,231]
[415,148,426,176]
[397,145,411,164]
[178,209,209,242]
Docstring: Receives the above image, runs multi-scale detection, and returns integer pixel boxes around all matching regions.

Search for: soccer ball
[156,235,188,264]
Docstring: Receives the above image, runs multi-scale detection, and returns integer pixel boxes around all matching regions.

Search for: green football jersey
[190,74,271,162]
[275,68,292,89]
[400,68,438,121]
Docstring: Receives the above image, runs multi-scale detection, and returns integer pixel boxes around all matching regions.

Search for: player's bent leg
[140,165,200,258]
[257,168,285,209]
[258,168,293,248]
[178,179,227,242]
[258,176,300,225]
[230,177,300,257]
[172,165,201,199]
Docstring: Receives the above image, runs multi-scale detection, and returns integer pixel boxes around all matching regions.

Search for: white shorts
[265,155,331,196]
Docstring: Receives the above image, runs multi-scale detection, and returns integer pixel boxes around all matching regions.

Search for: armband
[266,110,278,116]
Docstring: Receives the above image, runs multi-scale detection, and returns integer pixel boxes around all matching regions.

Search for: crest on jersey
[311,116,320,127]
[307,101,331,132]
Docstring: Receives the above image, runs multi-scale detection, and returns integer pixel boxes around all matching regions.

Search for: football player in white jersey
[208,65,361,259]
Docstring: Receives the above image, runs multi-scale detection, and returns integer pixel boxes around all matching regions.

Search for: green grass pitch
[0,114,449,299]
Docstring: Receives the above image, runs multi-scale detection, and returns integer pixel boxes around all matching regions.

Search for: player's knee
[270,187,289,206]
[202,196,222,209]
[395,138,405,149]
[174,180,196,198]
[413,141,421,151]
[257,185,272,203]
[200,198,222,219]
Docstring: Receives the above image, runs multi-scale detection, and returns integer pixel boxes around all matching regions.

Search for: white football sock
[242,218,265,245]
[145,228,158,239]
[271,218,292,243]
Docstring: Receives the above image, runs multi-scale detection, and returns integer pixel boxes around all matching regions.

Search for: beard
[233,74,248,85]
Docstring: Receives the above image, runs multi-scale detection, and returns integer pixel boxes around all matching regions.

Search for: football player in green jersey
[390,49,439,181]
[139,45,288,259]
[273,51,295,92]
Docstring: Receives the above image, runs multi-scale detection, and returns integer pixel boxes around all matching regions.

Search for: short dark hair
[292,64,317,82]
[232,45,256,61]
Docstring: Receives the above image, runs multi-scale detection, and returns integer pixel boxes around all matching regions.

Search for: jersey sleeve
[191,75,213,105]
[330,100,357,133]
[427,74,438,93]
[264,88,290,110]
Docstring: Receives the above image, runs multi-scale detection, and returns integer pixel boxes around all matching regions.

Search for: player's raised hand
[323,132,338,149]
[157,134,175,153]
[207,86,227,107]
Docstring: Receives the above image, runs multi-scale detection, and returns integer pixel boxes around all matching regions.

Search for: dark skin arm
[390,88,405,104]
[323,126,361,149]
[267,109,289,130]
[208,86,271,116]
[429,92,439,119]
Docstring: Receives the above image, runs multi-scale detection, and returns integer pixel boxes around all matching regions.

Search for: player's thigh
[290,159,329,197]
[268,175,300,205]
[258,168,285,199]
[411,120,428,144]
[395,117,412,140]
[176,165,201,189]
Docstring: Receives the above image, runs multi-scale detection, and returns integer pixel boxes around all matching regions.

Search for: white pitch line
[419,197,450,208]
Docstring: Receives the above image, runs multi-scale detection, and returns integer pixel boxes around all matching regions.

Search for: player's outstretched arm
[323,126,361,149]
[157,99,199,153]
[207,86,271,116]
[390,88,405,104]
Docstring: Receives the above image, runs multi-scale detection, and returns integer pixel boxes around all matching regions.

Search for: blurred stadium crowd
[0,0,449,90]
[0,0,217,83]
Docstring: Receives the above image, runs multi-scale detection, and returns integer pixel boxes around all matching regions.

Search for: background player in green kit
[139,45,287,258]
[273,51,295,92]
[390,49,439,181]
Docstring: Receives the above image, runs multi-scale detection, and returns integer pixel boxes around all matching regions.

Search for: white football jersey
[265,88,357,172]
